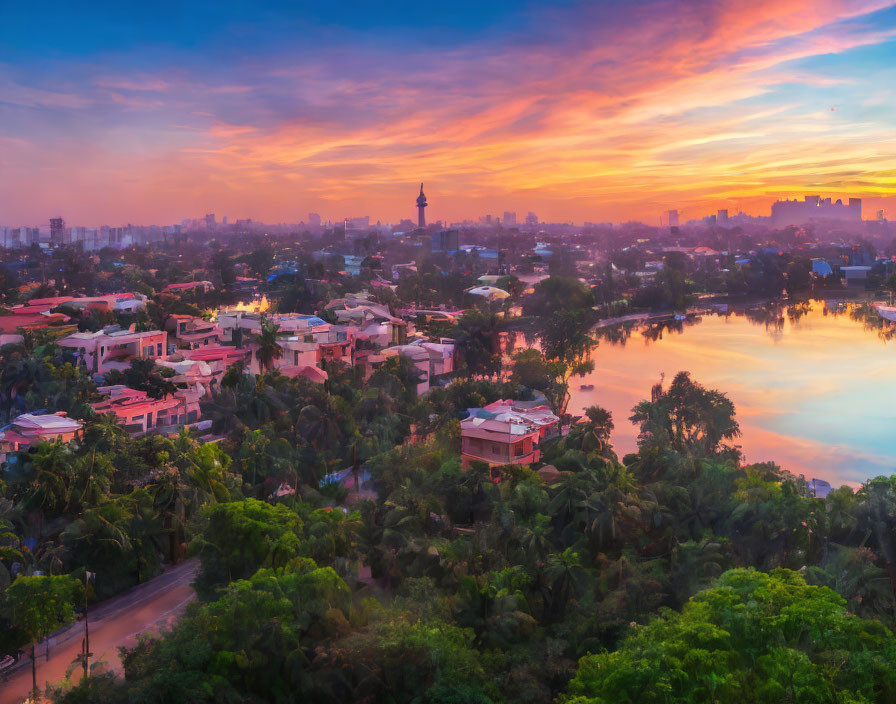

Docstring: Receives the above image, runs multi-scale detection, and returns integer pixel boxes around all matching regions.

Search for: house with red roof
[91,385,201,436]
[0,412,83,462]
[161,281,214,295]
[460,400,561,470]
[58,327,168,375]
[183,345,252,380]
[165,315,223,350]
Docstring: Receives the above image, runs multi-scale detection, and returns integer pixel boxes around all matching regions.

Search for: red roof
[185,345,249,362]
[0,312,69,334]
[278,365,328,383]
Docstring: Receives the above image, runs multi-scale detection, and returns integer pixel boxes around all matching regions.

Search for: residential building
[381,344,432,395]
[161,281,214,295]
[165,315,223,350]
[183,345,252,381]
[407,339,455,378]
[771,196,862,226]
[91,385,201,436]
[50,217,65,246]
[460,400,560,470]
[0,412,82,462]
[58,327,168,375]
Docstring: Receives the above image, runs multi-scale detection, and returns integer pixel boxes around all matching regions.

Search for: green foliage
[254,314,284,372]
[123,561,346,702]
[6,573,81,643]
[103,357,176,400]
[562,568,896,704]
[630,371,741,460]
[190,499,305,599]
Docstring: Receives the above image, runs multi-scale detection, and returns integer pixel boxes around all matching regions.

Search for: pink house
[91,386,201,435]
[0,412,82,461]
[460,400,560,470]
[165,315,223,349]
[183,345,252,381]
[58,327,168,375]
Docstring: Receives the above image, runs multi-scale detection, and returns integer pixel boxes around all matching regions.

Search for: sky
[1,0,895,226]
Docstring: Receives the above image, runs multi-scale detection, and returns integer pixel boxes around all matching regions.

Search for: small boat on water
[579,384,595,391]
[876,305,896,323]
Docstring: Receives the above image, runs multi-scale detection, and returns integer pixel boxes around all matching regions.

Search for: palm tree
[146,467,187,562]
[296,404,344,451]
[25,440,75,519]
[254,315,283,372]
[543,548,586,619]
[454,308,505,379]
[80,413,128,454]
[123,490,166,583]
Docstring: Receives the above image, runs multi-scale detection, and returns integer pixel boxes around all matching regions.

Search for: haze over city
[3,0,896,225]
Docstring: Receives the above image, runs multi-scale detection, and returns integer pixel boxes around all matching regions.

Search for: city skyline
[2,0,896,225]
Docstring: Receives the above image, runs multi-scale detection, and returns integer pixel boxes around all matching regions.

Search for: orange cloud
[1,0,895,224]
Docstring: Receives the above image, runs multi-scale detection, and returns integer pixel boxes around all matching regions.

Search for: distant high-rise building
[222,216,228,225]
[431,229,459,253]
[205,213,216,229]
[503,211,517,226]
[344,216,370,231]
[416,183,427,228]
[308,212,321,227]
[666,210,679,227]
[525,212,538,227]
[50,217,65,246]
[771,196,861,226]
[717,209,729,224]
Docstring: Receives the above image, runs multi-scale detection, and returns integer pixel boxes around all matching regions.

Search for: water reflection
[574,300,896,488]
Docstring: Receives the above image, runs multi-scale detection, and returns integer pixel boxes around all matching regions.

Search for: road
[1,559,198,704]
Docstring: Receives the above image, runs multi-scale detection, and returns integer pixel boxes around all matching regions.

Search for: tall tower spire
[416,182,427,228]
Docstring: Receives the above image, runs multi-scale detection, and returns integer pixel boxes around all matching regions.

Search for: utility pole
[80,571,94,681]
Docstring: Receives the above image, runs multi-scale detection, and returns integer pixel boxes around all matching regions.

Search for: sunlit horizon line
[2,0,896,225]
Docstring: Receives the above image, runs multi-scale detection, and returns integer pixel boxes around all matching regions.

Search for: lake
[569,300,896,488]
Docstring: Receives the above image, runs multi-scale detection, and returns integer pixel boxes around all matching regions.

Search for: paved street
[1,560,198,704]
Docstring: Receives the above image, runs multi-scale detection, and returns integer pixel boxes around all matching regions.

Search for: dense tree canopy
[563,568,896,704]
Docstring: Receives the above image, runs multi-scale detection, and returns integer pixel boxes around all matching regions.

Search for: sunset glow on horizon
[2,0,896,225]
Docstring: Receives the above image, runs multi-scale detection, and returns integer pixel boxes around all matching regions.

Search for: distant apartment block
[771,196,861,226]
[50,217,65,245]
